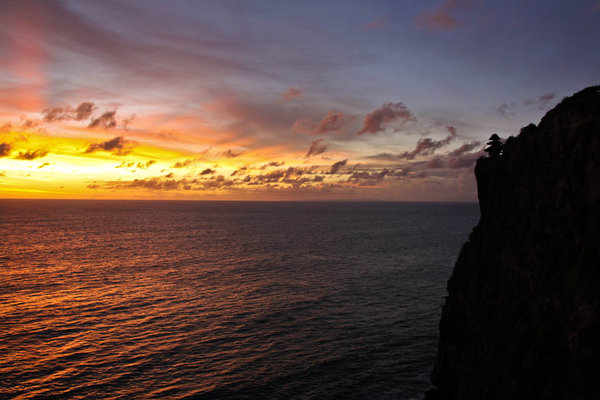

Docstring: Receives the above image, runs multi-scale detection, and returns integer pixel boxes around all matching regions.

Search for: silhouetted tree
[484,133,503,158]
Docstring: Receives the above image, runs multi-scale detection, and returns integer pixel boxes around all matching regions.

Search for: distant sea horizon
[1,200,479,399]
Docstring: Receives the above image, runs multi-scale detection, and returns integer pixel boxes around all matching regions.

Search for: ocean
[0,200,479,399]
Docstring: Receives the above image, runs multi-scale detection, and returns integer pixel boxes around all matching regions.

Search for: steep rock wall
[426,86,600,400]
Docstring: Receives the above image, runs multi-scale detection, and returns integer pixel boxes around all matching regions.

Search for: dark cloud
[0,143,11,157]
[292,110,345,135]
[399,125,457,160]
[37,162,51,169]
[88,111,117,129]
[85,136,133,155]
[222,149,244,158]
[282,87,303,101]
[348,168,389,186]
[137,160,156,169]
[15,149,49,160]
[75,102,96,120]
[358,102,415,134]
[305,139,327,158]
[259,161,285,170]
[448,141,481,156]
[230,166,248,176]
[43,102,96,122]
[172,159,193,168]
[329,159,348,174]
[200,168,215,175]
[116,161,135,168]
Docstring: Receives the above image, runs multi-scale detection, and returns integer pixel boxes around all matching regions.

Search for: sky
[0,0,598,201]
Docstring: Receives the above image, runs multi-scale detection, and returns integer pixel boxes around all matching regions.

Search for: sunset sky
[1,0,598,201]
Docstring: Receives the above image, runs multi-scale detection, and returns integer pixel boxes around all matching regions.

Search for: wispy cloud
[364,18,385,31]
[305,139,327,158]
[358,102,416,134]
[293,110,346,135]
[415,0,473,31]
[399,126,457,159]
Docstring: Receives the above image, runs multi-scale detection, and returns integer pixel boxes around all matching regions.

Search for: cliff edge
[426,86,600,399]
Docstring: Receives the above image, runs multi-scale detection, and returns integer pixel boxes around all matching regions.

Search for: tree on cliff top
[484,133,503,158]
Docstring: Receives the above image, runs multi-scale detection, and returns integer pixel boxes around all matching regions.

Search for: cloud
[0,123,12,133]
[399,125,457,160]
[200,168,215,175]
[348,168,389,186]
[364,18,385,31]
[122,114,136,130]
[416,0,471,31]
[85,136,133,155]
[37,162,51,168]
[116,161,135,168]
[292,110,345,135]
[172,159,193,168]
[523,92,556,110]
[15,149,49,160]
[136,160,156,169]
[282,87,303,101]
[0,143,11,157]
[43,102,96,122]
[88,111,117,129]
[447,152,481,168]
[230,166,248,176]
[261,161,285,169]
[329,159,348,174]
[448,141,481,156]
[495,102,516,118]
[358,102,415,134]
[222,149,244,158]
[305,139,327,158]
[426,157,445,168]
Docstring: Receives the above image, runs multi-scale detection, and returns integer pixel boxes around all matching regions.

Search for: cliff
[426,86,600,399]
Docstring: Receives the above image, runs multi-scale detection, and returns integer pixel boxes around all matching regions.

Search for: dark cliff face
[426,86,600,400]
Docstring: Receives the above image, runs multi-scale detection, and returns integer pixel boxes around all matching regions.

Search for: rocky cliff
[426,86,600,400]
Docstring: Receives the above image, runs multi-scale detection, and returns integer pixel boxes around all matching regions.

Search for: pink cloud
[281,87,303,102]
[364,18,386,31]
[416,0,472,31]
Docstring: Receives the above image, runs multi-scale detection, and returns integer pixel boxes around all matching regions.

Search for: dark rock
[427,86,600,399]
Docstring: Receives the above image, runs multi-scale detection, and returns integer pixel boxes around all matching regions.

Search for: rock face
[426,86,600,400]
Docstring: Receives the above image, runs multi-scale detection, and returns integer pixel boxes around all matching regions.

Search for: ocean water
[0,200,479,400]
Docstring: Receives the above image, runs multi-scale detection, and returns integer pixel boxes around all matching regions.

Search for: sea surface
[0,200,479,400]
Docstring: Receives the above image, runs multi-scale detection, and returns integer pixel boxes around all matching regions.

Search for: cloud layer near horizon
[0,0,596,200]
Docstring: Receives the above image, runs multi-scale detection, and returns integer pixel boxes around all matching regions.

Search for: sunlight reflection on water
[0,200,478,399]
